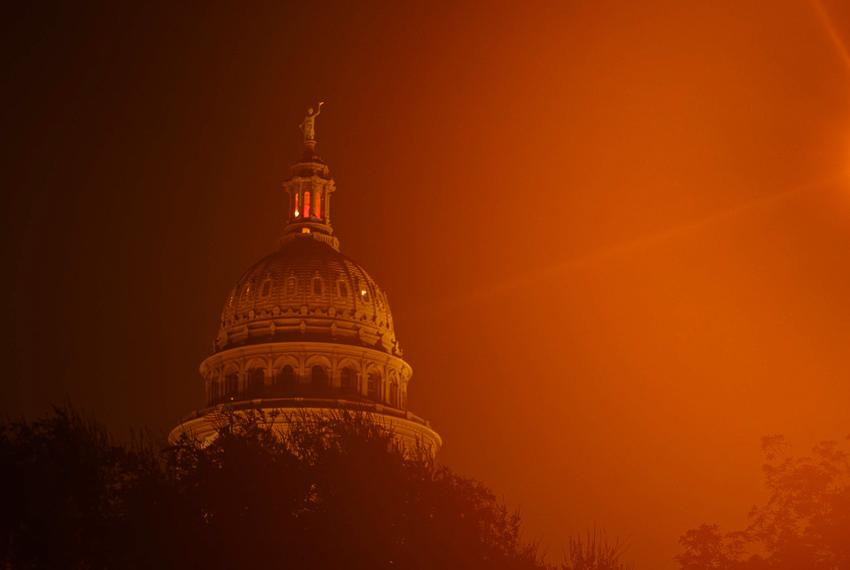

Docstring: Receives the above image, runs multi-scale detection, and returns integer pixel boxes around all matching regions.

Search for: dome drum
[174,403,442,456]
[201,341,411,410]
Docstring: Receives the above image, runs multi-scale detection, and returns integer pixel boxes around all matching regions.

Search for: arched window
[312,277,323,295]
[304,191,311,218]
[225,372,239,398]
[389,382,399,407]
[277,365,297,392]
[340,368,357,394]
[337,281,348,298]
[247,367,264,395]
[286,277,297,296]
[261,279,272,297]
[314,191,322,219]
[311,365,329,390]
[294,193,300,218]
[367,372,381,400]
[359,283,370,303]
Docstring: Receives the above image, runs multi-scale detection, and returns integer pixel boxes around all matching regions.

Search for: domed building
[170,107,441,453]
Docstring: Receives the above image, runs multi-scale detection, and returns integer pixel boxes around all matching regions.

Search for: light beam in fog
[812,0,850,72]
[427,174,843,313]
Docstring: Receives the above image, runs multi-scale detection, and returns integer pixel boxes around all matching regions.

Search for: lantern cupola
[282,102,339,250]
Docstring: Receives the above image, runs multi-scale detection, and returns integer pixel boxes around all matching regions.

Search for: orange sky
[3,1,850,567]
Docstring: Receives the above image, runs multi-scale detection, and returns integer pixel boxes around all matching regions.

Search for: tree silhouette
[676,436,850,570]
[676,524,750,570]
[1,407,547,570]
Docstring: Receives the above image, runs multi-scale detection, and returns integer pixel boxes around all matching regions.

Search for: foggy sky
[3,2,850,568]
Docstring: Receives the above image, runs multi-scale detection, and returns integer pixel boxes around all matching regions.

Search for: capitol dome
[170,106,440,453]
[217,236,400,356]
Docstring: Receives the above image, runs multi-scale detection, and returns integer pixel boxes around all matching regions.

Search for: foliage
[562,528,630,570]
[0,407,546,570]
[676,525,750,570]
[676,436,850,570]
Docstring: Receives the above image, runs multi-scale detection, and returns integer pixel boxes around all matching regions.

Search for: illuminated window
[359,285,370,302]
[315,192,322,219]
[304,192,311,218]
[337,281,348,298]
[312,277,323,295]
[301,227,311,234]
[294,193,300,218]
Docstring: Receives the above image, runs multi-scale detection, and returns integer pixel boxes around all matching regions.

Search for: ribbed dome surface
[216,235,399,354]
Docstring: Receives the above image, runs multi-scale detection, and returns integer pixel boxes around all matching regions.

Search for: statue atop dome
[299,101,324,147]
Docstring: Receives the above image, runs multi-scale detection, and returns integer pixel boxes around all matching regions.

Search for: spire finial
[299,101,325,150]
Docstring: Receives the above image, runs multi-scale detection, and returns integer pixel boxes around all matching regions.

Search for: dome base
[170,398,442,456]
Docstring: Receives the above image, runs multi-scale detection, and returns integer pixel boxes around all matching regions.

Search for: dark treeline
[0,408,628,570]
[2,408,847,569]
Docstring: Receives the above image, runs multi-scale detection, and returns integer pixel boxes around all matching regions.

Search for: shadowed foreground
[2,408,550,570]
[6,407,845,569]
